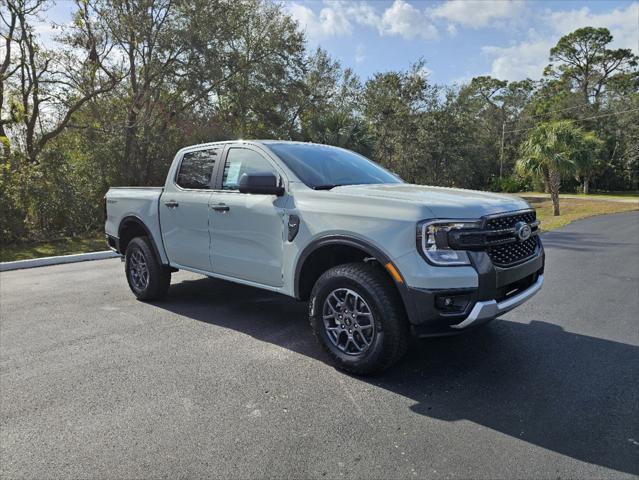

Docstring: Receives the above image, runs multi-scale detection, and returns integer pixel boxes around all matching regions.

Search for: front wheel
[309,262,409,375]
[125,237,171,301]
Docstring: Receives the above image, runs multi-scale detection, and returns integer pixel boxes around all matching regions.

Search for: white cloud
[331,1,380,29]
[481,2,639,81]
[432,0,525,28]
[287,3,352,41]
[378,0,438,39]
[482,33,553,81]
[544,3,639,54]
[287,0,438,42]
[446,23,458,37]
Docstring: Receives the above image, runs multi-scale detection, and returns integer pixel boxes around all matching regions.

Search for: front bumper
[402,243,545,337]
[449,274,543,329]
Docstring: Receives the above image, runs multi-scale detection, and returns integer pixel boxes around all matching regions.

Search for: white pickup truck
[105,140,544,374]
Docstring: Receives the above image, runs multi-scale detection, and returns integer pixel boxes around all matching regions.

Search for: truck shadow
[155,276,639,476]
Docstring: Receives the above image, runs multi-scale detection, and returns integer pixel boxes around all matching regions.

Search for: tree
[517,120,588,216]
[456,76,535,182]
[573,131,604,194]
[213,0,306,139]
[362,61,436,182]
[0,0,20,158]
[2,0,119,164]
[291,49,364,140]
[304,111,372,155]
[545,27,638,106]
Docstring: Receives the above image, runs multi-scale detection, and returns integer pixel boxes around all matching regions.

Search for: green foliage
[518,121,587,176]
[517,120,603,214]
[546,27,638,105]
[0,155,27,243]
[303,112,373,156]
[1,1,637,243]
[490,175,530,193]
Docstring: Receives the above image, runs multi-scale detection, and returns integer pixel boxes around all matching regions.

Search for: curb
[0,251,120,272]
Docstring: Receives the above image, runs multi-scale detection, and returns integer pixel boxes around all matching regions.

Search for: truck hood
[331,183,531,218]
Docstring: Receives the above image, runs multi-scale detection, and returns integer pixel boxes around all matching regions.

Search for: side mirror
[238,172,284,196]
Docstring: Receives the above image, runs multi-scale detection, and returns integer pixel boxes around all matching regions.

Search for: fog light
[435,294,471,314]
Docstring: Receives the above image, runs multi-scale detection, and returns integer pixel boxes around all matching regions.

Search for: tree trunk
[0,125,10,159]
[583,176,590,195]
[542,171,550,193]
[548,168,561,216]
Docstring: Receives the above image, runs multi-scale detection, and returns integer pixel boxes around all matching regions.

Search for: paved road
[1,212,638,479]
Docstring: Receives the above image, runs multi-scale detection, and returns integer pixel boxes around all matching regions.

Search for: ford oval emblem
[515,221,532,242]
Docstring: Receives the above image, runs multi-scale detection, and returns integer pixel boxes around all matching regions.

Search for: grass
[0,234,107,262]
[520,191,639,201]
[529,197,639,231]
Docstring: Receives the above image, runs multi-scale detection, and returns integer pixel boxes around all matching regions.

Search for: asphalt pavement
[1,212,638,479]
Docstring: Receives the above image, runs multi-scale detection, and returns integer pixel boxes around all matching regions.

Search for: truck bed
[104,187,166,261]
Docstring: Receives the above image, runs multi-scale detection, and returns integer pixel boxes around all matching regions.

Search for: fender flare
[293,234,399,299]
[118,215,166,265]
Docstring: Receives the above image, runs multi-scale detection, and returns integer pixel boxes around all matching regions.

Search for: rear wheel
[125,237,171,300]
[309,262,409,375]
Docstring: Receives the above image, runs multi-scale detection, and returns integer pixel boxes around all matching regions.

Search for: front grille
[445,209,541,267]
[487,235,538,267]
[485,210,536,231]
[480,210,539,267]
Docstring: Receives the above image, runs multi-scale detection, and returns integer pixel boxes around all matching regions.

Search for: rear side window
[176,149,219,189]
[222,148,277,190]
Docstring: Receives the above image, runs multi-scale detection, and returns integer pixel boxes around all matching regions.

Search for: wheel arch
[118,215,166,264]
[294,235,406,301]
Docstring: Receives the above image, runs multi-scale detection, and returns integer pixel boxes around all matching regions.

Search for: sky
[40,0,639,85]
[286,0,639,84]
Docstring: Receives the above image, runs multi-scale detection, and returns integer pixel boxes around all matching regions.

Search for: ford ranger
[105,141,544,374]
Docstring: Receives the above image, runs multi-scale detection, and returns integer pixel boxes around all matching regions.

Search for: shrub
[489,175,529,193]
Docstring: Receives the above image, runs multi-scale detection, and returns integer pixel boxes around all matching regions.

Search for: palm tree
[517,120,587,216]
[304,112,373,156]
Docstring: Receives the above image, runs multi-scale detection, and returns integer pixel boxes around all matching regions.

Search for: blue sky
[286,0,638,84]
[41,0,638,85]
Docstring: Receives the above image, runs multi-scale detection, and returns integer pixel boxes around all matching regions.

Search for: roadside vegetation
[0,234,105,262]
[529,198,638,231]
[1,1,637,257]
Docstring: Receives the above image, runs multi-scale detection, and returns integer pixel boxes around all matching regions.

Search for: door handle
[164,200,179,208]
[211,203,230,212]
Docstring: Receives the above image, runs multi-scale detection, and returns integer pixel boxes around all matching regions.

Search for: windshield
[267,143,402,189]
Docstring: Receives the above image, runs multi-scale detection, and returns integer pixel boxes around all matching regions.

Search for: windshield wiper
[313,183,367,190]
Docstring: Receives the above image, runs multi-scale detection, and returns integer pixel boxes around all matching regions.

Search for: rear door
[208,145,287,287]
[160,147,220,271]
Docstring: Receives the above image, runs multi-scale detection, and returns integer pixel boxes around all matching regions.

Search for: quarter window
[222,148,277,190]
[176,149,219,189]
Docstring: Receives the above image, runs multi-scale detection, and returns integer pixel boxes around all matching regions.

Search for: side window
[176,149,218,189]
[222,148,277,191]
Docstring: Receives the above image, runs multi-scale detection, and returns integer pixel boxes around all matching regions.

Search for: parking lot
[1,212,638,479]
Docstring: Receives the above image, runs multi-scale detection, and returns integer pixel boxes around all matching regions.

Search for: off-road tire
[125,236,171,301]
[309,262,409,375]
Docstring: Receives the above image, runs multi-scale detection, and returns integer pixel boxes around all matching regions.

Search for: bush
[0,157,27,243]
[0,145,106,244]
[489,175,529,193]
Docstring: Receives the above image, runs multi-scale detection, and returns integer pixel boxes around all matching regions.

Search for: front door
[209,146,286,287]
[160,147,219,271]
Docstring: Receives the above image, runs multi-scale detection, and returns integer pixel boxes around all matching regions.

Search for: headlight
[417,220,481,266]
